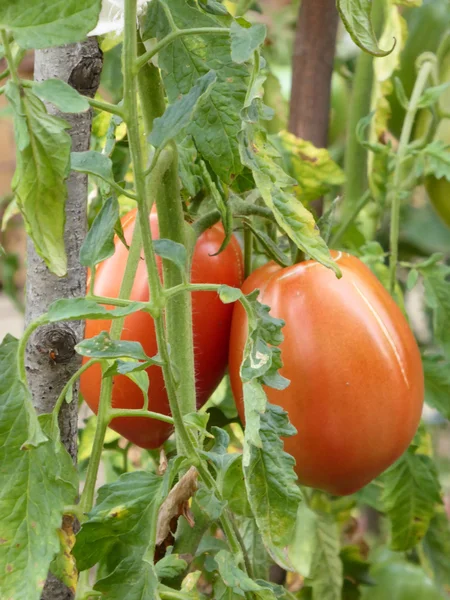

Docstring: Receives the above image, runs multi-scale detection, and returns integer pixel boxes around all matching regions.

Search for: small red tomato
[81,209,244,448]
[228,251,424,495]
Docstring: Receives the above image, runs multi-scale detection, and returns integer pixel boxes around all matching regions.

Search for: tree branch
[26,39,102,600]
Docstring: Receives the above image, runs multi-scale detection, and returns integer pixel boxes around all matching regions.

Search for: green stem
[137,31,166,132]
[110,181,137,200]
[136,39,196,418]
[0,67,10,81]
[343,0,384,217]
[244,224,253,278]
[231,197,276,222]
[79,376,112,514]
[330,190,371,247]
[1,31,20,85]
[86,294,140,308]
[164,282,222,299]
[389,60,433,293]
[79,131,147,516]
[245,50,260,106]
[109,408,174,423]
[192,209,221,237]
[125,0,246,568]
[88,97,125,118]
[20,79,125,118]
[135,27,229,72]
[53,359,101,416]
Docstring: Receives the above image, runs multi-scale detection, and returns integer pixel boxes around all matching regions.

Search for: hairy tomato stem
[389,59,433,293]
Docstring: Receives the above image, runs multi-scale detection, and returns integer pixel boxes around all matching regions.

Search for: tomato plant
[2,1,450,600]
[229,252,424,495]
[81,209,243,448]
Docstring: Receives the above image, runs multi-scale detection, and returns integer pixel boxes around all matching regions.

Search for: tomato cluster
[80,209,244,448]
[81,212,423,495]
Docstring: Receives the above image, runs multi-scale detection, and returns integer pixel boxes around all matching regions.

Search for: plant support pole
[288,0,339,216]
[25,40,102,600]
[289,0,339,148]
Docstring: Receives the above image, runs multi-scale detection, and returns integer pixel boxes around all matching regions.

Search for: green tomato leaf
[143,0,248,182]
[423,353,450,420]
[336,0,395,57]
[94,554,161,600]
[422,140,450,180]
[244,403,302,570]
[239,125,340,276]
[104,359,150,403]
[47,298,148,321]
[199,159,233,253]
[383,447,442,551]
[218,284,243,304]
[76,331,151,361]
[363,555,443,600]
[196,485,226,521]
[242,220,291,268]
[150,70,217,148]
[153,238,187,273]
[417,82,450,109]
[289,504,343,600]
[215,550,277,599]
[230,21,266,64]
[0,0,101,49]
[221,455,253,517]
[80,196,119,267]
[270,132,345,204]
[239,516,272,581]
[155,554,188,580]
[178,135,202,197]
[417,261,450,357]
[73,471,165,571]
[6,81,71,276]
[70,150,115,186]
[31,79,90,113]
[0,336,78,600]
[422,507,450,590]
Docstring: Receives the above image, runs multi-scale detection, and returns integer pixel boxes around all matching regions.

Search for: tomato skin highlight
[81,209,244,449]
[228,251,424,496]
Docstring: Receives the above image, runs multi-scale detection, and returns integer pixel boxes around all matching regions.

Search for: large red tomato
[229,251,424,496]
[81,209,243,448]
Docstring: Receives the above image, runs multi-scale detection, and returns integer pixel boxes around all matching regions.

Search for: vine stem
[53,359,101,416]
[0,31,20,85]
[134,27,229,72]
[343,0,384,218]
[87,97,124,117]
[78,145,147,517]
[389,59,433,293]
[330,190,371,247]
[137,18,197,419]
[79,376,112,514]
[109,408,174,423]
[20,80,124,118]
[123,0,246,566]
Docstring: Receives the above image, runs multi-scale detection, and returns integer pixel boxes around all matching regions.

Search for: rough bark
[288,0,339,148]
[26,39,102,600]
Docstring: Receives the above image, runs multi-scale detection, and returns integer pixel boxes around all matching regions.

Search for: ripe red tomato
[228,251,424,496]
[81,209,244,448]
